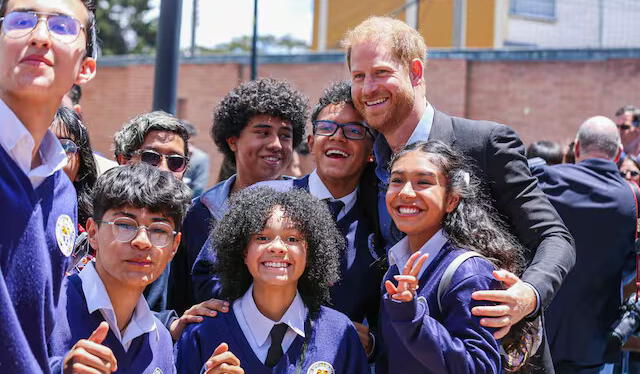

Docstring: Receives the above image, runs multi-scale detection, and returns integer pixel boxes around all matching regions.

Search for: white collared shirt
[0,98,67,188]
[308,170,357,221]
[233,284,308,364]
[388,229,448,280]
[78,262,159,351]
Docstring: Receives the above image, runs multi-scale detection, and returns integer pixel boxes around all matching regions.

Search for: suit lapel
[428,110,456,146]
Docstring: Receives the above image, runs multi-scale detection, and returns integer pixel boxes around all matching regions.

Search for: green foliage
[203,34,309,54]
[96,0,157,55]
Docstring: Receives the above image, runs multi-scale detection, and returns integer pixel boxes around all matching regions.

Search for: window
[509,0,555,20]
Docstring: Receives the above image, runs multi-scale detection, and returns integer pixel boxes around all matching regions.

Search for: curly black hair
[211,78,309,163]
[212,186,343,318]
[388,140,533,369]
[51,106,98,228]
[92,163,192,232]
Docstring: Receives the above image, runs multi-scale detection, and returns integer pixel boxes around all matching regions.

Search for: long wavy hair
[389,140,533,369]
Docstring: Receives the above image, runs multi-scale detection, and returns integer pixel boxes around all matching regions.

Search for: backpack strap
[437,251,484,313]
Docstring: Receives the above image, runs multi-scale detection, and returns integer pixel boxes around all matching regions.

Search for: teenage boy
[0,0,96,371]
[49,163,241,373]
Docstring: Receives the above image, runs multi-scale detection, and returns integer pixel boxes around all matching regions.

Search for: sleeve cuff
[382,293,426,322]
[524,282,541,318]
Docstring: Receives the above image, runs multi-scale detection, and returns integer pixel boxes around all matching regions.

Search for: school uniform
[376,230,503,374]
[49,262,176,374]
[175,285,369,374]
[0,98,77,373]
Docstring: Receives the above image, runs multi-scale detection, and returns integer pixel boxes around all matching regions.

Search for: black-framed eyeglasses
[621,170,640,178]
[96,217,177,248]
[133,149,189,173]
[312,120,373,140]
[0,11,85,44]
[59,138,79,154]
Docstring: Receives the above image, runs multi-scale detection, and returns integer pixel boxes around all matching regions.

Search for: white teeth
[326,149,348,158]
[366,98,387,106]
[264,156,280,162]
[398,207,419,214]
[264,261,288,268]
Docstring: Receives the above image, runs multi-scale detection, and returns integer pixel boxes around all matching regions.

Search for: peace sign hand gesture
[385,251,429,302]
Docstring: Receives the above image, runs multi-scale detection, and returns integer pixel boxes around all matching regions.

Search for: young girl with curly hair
[176,187,369,374]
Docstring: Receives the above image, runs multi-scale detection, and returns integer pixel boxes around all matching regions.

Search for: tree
[202,34,309,54]
[95,0,157,56]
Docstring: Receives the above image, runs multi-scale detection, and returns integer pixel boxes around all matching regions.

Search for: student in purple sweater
[377,141,538,373]
[176,187,369,374]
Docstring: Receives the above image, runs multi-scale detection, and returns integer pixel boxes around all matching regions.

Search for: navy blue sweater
[0,146,77,373]
[49,275,176,373]
[376,243,503,374]
[175,305,369,374]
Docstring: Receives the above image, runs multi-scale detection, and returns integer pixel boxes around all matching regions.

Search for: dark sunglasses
[621,170,640,178]
[0,11,84,44]
[133,149,188,173]
[618,124,632,131]
[312,120,373,140]
[59,138,79,154]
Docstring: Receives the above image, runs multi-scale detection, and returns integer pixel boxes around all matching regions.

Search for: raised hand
[385,251,429,302]
[204,343,244,374]
[63,321,118,374]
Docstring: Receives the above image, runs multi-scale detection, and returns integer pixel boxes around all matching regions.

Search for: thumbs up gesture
[63,321,118,373]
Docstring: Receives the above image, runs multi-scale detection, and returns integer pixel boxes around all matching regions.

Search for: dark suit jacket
[533,159,636,365]
[426,110,575,308]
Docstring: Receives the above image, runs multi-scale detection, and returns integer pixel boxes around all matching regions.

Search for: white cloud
[178,0,313,49]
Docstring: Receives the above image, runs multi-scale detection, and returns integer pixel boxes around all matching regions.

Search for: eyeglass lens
[59,139,79,154]
[111,218,174,247]
[139,150,187,172]
[314,121,368,140]
[2,11,81,43]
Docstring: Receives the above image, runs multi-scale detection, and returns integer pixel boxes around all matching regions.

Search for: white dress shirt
[388,229,448,280]
[0,98,67,188]
[307,170,357,221]
[78,262,159,351]
[233,284,308,364]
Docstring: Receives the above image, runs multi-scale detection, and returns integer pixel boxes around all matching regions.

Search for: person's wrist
[522,282,540,319]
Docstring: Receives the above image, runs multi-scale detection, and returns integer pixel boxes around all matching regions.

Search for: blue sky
[168,0,314,49]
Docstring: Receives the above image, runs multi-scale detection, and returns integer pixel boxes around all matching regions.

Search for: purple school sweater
[175,305,369,374]
[376,243,503,374]
[0,146,77,373]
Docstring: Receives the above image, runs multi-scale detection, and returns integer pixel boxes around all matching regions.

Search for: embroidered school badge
[307,361,334,374]
[55,214,75,257]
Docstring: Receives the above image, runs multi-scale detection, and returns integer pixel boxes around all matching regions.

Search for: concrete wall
[81,50,640,190]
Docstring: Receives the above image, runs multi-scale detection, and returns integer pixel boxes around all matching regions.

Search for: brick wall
[80,52,640,190]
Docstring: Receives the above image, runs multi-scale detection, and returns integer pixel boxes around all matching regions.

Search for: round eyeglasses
[97,217,177,248]
[0,11,85,44]
[312,120,373,140]
[133,149,189,173]
[59,138,79,154]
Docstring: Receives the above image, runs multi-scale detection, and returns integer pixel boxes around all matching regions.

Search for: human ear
[75,57,96,85]
[226,137,238,153]
[409,59,424,87]
[445,193,460,213]
[169,232,181,260]
[85,218,99,251]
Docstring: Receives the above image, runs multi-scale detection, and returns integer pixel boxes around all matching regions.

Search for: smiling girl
[176,187,369,374]
[377,141,534,373]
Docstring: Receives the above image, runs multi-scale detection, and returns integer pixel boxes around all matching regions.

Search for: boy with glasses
[48,163,231,373]
[0,0,96,371]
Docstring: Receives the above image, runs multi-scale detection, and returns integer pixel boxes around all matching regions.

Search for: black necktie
[265,323,288,368]
[324,199,345,221]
